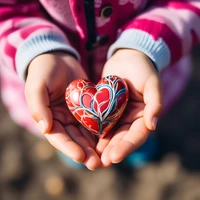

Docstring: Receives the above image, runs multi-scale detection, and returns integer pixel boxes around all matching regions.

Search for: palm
[96,85,149,167]
[96,49,162,167]
[45,66,101,170]
[26,53,101,170]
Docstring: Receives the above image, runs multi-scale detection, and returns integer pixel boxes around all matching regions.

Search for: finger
[79,125,97,149]
[66,125,101,170]
[25,79,52,133]
[50,107,100,170]
[100,127,128,167]
[118,101,144,125]
[109,118,150,164]
[96,131,114,156]
[143,74,163,130]
[45,120,85,162]
[83,147,102,170]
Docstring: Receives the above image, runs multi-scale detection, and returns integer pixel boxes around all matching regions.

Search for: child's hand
[25,52,101,170]
[96,49,163,167]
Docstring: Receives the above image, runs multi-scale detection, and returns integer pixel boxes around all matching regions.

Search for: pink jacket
[0,0,200,82]
[0,0,199,136]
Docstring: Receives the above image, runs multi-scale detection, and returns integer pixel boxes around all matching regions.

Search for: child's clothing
[0,0,199,137]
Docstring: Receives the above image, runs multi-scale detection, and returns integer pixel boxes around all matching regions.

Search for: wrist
[114,49,158,72]
[114,48,150,60]
[27,51,86,86]
[27,52,74,75]
[26,52,70,84]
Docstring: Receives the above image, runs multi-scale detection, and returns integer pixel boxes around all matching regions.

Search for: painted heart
[65,75,129,138]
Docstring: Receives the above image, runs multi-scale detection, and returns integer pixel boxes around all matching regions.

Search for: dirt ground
[1,46,200,200]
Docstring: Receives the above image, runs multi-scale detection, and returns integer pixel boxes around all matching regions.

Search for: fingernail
[152,117,158,130]
[37,120,46,133]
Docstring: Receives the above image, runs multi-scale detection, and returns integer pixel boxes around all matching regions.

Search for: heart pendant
[65,75,129,138]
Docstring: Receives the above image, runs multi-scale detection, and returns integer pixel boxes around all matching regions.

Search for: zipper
[83,0,96,51]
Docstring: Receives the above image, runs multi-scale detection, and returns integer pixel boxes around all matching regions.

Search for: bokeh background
[0,46,200,200]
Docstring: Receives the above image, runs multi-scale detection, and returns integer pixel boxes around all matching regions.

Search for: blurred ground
[0,46,200,200]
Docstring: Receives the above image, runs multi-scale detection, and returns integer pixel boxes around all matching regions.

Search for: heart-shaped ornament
[65,75,129,138]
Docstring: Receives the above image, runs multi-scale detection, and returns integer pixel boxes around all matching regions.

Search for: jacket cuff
[107,29,171,72]
[16,31,80,82]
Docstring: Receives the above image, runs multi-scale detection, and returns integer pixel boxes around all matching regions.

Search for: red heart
[65,75,129,138]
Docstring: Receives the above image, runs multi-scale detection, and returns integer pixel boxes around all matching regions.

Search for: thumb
[143,74,163,130]
[25,78,52,134]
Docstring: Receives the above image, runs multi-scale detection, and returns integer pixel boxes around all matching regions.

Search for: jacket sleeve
[108,1,200,72]
[0,1,80,81]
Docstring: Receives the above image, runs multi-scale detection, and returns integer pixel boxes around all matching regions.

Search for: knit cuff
[16,31,80,82]
[107,29,171,72]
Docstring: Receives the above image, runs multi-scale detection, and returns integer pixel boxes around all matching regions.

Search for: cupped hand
[25,52,101,170]
[96,49,163,167]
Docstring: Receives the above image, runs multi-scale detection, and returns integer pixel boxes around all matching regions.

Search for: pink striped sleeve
[109,0,200,72]
[124,0,200,65]
[0,1,79,81]
[0,2,49,68]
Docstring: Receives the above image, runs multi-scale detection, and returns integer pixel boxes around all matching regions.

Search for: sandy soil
[1,47,200,200]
